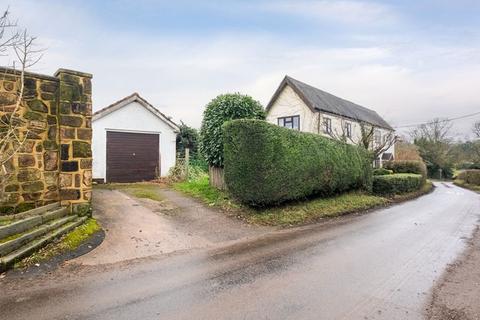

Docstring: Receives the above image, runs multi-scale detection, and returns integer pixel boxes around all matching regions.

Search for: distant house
[266,76,395,167]
[92,93,179,183]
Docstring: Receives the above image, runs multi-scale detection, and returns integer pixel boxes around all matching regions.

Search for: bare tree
[473,121,480,138]
[325,118,396,161]
[410,118,453,177]
[410,118,452,143]
[0,9,43,202]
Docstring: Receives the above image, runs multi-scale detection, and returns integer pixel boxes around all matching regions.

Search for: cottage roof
[266,76,394,130]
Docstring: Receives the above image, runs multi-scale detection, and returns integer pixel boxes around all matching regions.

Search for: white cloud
[263,0,398,26]
[3,1,479,139]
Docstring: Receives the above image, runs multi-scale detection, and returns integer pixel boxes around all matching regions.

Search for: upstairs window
[383,135,388,145]
[345,122,352,138]
[323,117,332,134]
[374,130,381,145]
[278,115,300,130]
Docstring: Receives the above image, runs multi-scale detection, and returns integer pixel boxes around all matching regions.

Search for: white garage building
[92,93,179,183]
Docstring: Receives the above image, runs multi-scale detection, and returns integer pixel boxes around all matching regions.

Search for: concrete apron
[72,189,210,265]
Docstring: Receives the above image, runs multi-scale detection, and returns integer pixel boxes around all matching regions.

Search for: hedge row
[457,170,480,185]
[223,119,372,206]
[372,173,423,195]
[373,168,393,176]
[383,160,427,178]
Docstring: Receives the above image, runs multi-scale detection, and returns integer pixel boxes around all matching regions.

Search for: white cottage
[92,93,179,183]
[266,76,395,167]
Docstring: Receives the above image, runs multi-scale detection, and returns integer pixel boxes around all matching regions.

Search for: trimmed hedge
[383,160,427,178]
[373,168,393,176]
[457,170,480,185]
[223,119,372,206]
[373,173,423,195]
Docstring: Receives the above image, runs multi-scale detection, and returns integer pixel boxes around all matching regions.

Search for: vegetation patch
[243,192,388,226]
[373,168,393,176]
[223,119,372,206]
[15,218,101,268]
[373,173,424,196]
[94,183,164,202]
[200,93,265,167]
[453,179,480,193]
[389,180,434,202]
[456,170,480,186]
[173,176,237,209]
[383,160,427,180]
[0,231,23,244]
[175,176,434,227]
[0,218,13,226]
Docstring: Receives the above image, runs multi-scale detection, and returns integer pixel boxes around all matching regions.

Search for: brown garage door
[106,131,160,183]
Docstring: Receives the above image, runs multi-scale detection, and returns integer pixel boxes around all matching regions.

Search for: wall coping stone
[0,66,58,82]
[54,68,93,79]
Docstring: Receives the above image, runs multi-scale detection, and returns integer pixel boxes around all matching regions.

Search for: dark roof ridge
[267,75,393,130]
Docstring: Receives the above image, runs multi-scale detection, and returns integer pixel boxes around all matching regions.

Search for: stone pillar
[55,69,93,215]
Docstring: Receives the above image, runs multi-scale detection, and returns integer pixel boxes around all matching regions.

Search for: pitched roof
[266,76,394,130]
[93,92,179,131]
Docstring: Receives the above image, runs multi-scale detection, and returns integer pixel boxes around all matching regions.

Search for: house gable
[265,84,319,133]
[267,76,393,131]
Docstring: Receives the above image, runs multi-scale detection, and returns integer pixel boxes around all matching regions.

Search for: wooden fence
[209,166,226,190]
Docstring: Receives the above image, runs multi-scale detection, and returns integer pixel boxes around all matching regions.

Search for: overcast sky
[4,0,480,139]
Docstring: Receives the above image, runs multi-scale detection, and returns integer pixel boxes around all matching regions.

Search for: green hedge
[383,160,427,183]
[200,93,265,167]
[373,168,393,176]
[223,119,372,206]
[372,173,423,195]
[457,170,480,185]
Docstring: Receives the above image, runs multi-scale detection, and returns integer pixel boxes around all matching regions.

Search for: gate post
[55,69,93,215]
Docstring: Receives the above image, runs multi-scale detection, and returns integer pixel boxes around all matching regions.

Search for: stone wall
[0,67,92,215]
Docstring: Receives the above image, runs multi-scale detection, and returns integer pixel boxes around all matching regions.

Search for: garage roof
[93,93,179,131]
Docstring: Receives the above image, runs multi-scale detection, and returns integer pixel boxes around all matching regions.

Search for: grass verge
[15,218,101,269]
[94,183,164,202]
[244,192,388,226]
[173,176,238,209]
[174,177,434,227]
[389,180,434,202]
[453,179,480,193]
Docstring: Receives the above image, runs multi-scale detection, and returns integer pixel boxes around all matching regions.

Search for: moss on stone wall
[0,68,93,215]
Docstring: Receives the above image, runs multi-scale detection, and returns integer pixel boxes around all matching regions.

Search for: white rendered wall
[266,84,395,162]
[92,101,177,181]
[266,85,319,133]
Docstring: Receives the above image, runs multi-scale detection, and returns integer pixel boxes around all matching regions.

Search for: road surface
[1,182,479,320]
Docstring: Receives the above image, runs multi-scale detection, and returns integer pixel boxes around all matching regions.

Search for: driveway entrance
[74,185,269,265]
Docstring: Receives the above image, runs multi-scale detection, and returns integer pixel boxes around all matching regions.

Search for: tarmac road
[1,182,479,320]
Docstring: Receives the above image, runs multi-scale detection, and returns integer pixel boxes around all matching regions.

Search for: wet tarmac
[1,182,479,320]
